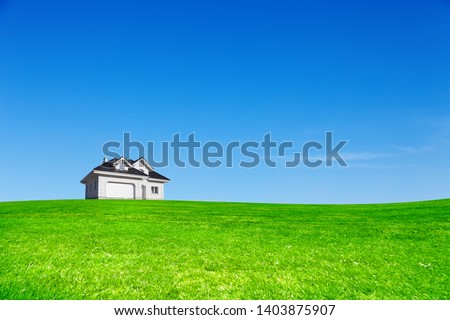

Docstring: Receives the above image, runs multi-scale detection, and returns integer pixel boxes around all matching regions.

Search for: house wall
[142,181,165,200]
[97,175,108,199]
[84,177,99,199]
[97,175,165,200]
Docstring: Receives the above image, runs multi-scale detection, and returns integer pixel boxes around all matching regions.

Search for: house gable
[131,157,154,175]
[111,157,133,172]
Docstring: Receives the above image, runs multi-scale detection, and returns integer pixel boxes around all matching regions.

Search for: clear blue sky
[1,0,449,203]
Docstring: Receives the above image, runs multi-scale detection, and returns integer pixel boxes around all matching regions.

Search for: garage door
[106,182,134,199]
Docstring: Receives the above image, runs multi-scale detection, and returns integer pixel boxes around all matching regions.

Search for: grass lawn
[0,199,448,300]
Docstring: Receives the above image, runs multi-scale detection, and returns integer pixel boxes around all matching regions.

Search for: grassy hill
[0,199,448,299]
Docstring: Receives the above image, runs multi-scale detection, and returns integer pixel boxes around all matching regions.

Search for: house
[80,157,170,200]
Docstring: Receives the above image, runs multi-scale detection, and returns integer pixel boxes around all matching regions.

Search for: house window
[151,186,159,194]
[89,183,92,192]
[94,181,97,190]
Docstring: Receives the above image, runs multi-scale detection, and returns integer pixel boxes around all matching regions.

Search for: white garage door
[106,182,134,199]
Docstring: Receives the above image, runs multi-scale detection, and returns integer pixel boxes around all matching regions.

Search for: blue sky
[1,0,449,203]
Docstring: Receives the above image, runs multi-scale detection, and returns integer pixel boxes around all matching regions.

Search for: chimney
[103,157,108,163]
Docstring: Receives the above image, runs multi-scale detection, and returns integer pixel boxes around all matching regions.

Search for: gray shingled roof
[93,158,170,181]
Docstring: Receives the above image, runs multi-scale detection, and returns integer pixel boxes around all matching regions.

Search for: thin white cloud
[348,163,398,169]
[396,145,435,154]
[339,152,394,161]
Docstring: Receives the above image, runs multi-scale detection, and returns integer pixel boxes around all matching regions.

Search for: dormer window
[119,160,125,171]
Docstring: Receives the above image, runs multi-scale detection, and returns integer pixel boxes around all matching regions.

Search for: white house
[80,157,170,200]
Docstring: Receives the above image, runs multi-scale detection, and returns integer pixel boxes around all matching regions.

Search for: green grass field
[0,199,448,300]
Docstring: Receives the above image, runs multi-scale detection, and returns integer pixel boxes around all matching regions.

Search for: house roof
[92,158,170,181]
